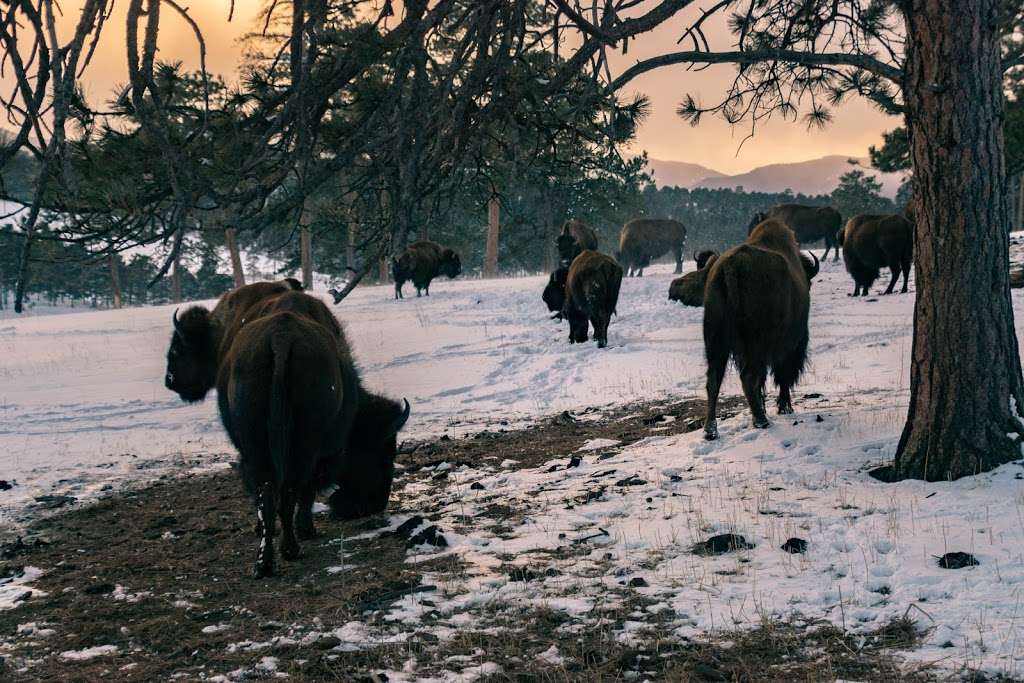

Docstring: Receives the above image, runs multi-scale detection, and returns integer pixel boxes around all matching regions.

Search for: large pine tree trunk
[224,227,246,288]
[170,252,183,304]
[109,255,123,309]
[895,0,1024,480]
[299,211,314,290]
[484,195,500,278]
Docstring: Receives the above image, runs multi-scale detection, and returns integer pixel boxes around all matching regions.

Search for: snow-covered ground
[2,257,1024,675]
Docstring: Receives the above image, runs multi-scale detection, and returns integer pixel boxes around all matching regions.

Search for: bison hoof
[753,418,770,429]
[703,423,718,441]
[281,542,300,561]
[297,524,318,541]
[778,405,794,415]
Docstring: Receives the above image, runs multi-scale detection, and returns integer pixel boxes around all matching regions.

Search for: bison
[165,288,410,577]
[555,219,600,266]
[748,204,843,261]
[668,251,719,307]
[392,240,462,299]
[703,219,820,440]
[560,250,623,348]
[615,218,687,277]
[838,214,913,296]
[542,265,569,319]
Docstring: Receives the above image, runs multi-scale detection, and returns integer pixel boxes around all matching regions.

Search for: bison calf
[393,240,462,299]
[615,218,687,277]
[839,214,913,296]
[668,251,718,307]
[555,219,599,266]
[703,220,820,440]
[562,250,623,348]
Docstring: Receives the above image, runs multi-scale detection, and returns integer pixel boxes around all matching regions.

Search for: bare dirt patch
[0,396,942,681]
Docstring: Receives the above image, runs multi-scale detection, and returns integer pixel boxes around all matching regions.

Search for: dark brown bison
[542,265,569,319]
[703,220,820,440]
[668,251,719,307]
[561,250,623,348]
[165,289,409,576]
[838,214,913,296]
[748,204,843,261]
[615,218,687,277]
[392,240,462,299]
[555,219,600,265]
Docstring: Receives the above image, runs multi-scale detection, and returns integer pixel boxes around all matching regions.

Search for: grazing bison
[562,250,623,348]
[668,251,719,307]
[748,204,843,261]
[392,240,461,299]
[165,290,409,576]
[703,220,820,440]
[615,218,687,277]
[556,219,600,265]
[838,214,913,296]
[542,265,569,319]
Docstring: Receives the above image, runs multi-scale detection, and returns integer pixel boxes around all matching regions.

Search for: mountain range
[646,155,904,198]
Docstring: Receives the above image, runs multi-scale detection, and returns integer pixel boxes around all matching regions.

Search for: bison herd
[163,202,914,577]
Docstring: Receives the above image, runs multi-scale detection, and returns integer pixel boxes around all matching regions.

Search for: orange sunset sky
[25,1,895,176]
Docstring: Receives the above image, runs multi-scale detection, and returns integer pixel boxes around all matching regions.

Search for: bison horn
[693,250,699,262]
[807,251,820,279]
[392,398,411,434]
[172,308,183,333]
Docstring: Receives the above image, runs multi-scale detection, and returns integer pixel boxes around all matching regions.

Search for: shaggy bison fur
[556,219,600,265]
[748,204,843,261]
[393,240,462,298]
[164,285,409,577]
[615,218,687,277]
[703,220,820,440]
[562,250,623,348]
[838,214,913,296]
[668,251,719,307]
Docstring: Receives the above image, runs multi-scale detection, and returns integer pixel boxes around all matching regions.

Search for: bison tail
[608,265,623,316]
[269,335,293,488]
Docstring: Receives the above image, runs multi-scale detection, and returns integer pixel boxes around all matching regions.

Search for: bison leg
[254,482,276,578]
[296,485,318,540]
[900,256,911,293]
[703,350,728,441]
[568,309,589,343]
[740,365,770,429]
[278,486,300,561]
[416,287,422,297]
[591,315,609,348]
[394,282,403,299]
[673,245,683,274]
[883,261,901,295]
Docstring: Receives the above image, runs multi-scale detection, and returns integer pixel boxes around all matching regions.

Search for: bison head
[694,250,718,270]
[439,249,462,278]
[542,267,568,316]
[328,393,411,519]
[746,211,768,235]
[165,307,218,403]
[799,251,821,283]
[556,234,582,265]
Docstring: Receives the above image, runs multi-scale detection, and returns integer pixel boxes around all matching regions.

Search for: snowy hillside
[2,258,1024,677]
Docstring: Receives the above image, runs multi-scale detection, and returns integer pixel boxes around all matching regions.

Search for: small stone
[781,538,808,554]
[815,415,824,423]
[470,482,486,490]
[936,552,979,569]
[693,534,755,556]
[628,577,648,588]
[568,455,582,468]
[395,516,425,538]
[615,475,646,487]
[0,480,13,491]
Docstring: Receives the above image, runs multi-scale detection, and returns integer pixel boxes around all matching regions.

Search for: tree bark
[347,220,357,272]
[170,251,183,304]
[484,194,500,278]
[894,0,1024,480]
[109,254,123,309]
[224,227,245,288]
[299,210,314,290]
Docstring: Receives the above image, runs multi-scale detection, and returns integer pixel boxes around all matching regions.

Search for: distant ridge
[647,154,904,198]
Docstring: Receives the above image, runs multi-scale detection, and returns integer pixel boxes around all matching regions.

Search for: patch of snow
[578,438,621,451]
[59,644,118,661]
[0,566,45,610]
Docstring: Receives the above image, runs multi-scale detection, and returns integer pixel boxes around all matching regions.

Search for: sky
[21,1,895,176]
